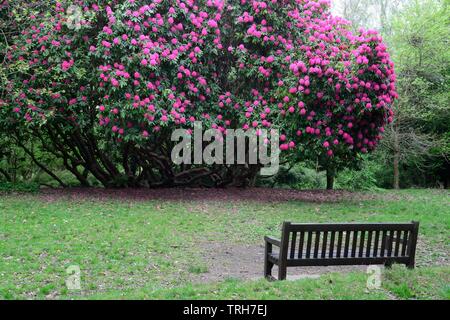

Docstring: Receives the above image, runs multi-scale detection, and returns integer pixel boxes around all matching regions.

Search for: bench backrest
[279,221,419,266]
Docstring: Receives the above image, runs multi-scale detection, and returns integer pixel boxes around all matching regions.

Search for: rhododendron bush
[0,0,397,187]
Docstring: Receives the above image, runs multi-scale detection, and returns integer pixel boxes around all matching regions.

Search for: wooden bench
[264,221,419,280]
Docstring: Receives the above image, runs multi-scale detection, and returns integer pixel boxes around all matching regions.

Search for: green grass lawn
[0,189,449,300]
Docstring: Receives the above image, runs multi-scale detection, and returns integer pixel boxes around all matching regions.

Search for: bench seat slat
[286,256,411,267]
[268,254,411,266]
[285,249,407,260]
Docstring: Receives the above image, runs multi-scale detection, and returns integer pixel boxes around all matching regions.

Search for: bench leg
[406,222,418,269]
[264,259,274,279]
[278,265,287,281]
[264,242,274,279]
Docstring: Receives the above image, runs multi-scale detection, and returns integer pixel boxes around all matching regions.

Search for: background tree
[0,1,64,186]
[333,0,449,189]
[384,0,449,188]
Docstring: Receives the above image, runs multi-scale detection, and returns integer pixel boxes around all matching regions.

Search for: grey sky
[330,0,384,30]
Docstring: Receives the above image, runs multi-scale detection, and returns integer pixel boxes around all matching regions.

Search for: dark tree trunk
[393,122,400,189]
[0,168,12,182]
[36,128,91,187]
[393,154,400,189]
[442,164,449,189]
[16,140,67,188]
[326,168,335,190]
[247,164,261,187]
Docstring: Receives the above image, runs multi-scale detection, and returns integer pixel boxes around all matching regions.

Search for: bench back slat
[321,231,328,258]
[373,230,380,256]
[380,230,387,256]
[351,231,358,257]
[336,231,343,258]
[386,230,394,257]
[358,231,365,257]
[401,230,409,256]
[344,231,351,258]
[313,231,320,258]
[289,231,297,259]
[305,231,312,258]
[365,231,373,257]
[297,231,305,259]
[394,230,401,256]
[328,231,336,258]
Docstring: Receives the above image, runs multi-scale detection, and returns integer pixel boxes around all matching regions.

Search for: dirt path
[191,237,449,282]
[193,242,367,282]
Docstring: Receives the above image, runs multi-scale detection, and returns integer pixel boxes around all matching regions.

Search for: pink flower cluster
[61,59,74,71]
[5,0,397,162]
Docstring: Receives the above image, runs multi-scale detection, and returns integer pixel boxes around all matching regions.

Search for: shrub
[335,157,384,190]
[257,164,326,189]
[0,0,397,187]
[0,182,40,193]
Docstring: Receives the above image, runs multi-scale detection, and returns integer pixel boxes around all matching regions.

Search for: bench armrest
[264,236,281,247]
